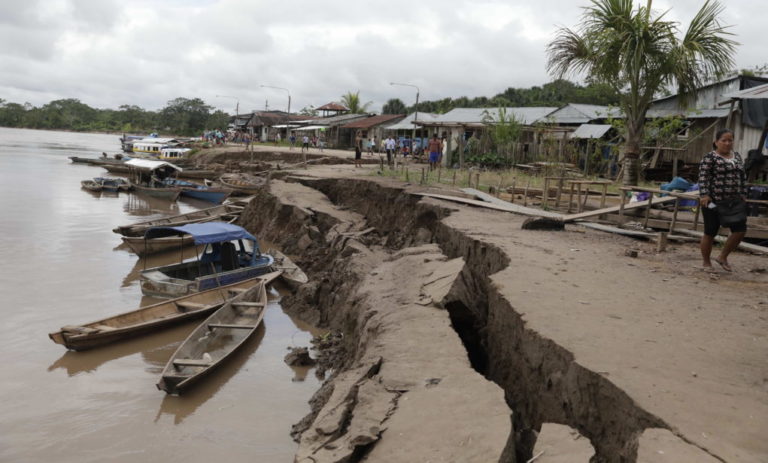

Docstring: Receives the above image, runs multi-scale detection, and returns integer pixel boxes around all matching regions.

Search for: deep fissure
[240,176,680,462]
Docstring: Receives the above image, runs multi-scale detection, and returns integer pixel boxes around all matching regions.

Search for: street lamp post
[390,82,420,158]
[261,85,301,166]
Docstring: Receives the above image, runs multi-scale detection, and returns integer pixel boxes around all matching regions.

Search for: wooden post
[619,189,627,217]
[510,177,516,202]
[523,177,531,206]
[656,232,668,253]
[567,182,575,213]
[644,194,653,229]
[405,167,410,182]
[497,174,504,198]
[693,198,701,231]
[670,197,680,231]
[421,168,426,184]
[437,167,442,184]
[555,177,564,209]
[600,183,608,208]
[577,183,584,212]
[542,177,550,208]
[672,152,678,179]
[452,170,457,185]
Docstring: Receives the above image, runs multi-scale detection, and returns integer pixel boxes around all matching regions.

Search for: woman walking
[698,129,747,272]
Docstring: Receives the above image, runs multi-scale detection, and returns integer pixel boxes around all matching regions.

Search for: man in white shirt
[385,136,396,166]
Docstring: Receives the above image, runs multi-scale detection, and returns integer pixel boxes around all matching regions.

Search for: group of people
[282,132,326,153]
[352,132,448,169]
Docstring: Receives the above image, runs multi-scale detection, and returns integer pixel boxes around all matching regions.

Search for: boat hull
[113,204,238,237]
[130,182,182,201]
[179,188,231,204]
[121,234,196,256]
[48,272,280,351]
[156,281,268,395]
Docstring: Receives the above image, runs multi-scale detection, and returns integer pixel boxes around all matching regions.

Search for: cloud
[0,0,762,113]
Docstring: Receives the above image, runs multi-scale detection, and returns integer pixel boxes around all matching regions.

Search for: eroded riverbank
[234,169,767,462]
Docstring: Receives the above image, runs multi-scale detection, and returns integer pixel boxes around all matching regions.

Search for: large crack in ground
[237,176,740,462]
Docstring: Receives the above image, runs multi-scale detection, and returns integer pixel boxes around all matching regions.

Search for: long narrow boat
[48,272,281,351]
[156,280,268,395]
[113,204,242,237]
[269,249,309,288]
[121,234,197,256]
[81,179,103,192]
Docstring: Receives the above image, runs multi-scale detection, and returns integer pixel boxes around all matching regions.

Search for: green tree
[547,0,736,185]
[382,98,407,114]
[206,110,230,131]
[340,91,372,114]
[158,97,213,135]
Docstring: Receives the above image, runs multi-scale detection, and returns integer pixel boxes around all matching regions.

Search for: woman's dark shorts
[701,206,747,236]
[355,147,362,160]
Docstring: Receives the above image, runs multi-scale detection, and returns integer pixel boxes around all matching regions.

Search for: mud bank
[238,175,767,462]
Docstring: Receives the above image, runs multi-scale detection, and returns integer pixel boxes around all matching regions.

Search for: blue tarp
[144,222,258,245]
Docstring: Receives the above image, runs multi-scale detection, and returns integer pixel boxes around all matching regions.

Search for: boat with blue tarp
[139,222,275,298]
[162,178,232,204]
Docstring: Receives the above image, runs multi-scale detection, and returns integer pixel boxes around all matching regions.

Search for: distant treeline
[383,79,622,114]
[0,97,229,136]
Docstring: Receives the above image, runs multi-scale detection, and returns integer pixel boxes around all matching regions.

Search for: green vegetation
[340,91,372,114]
[410,79,621,114]
[382,98,407,114]
[0,97,230,135]
[547,0,737,185]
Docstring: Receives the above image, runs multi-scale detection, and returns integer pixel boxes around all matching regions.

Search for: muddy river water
[0,128,321,462]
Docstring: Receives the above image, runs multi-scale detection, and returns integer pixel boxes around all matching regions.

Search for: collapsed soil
[203,147,767,462]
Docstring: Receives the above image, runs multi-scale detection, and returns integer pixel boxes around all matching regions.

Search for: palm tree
[547,0,736,185]
[341,91,372,114]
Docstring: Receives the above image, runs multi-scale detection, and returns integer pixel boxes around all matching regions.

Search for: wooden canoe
[130,182,182,201]
[156,279,268,395]
[218,174,266,195]
[49,271,281,351]
[81,179,103,192]
[113,204,242,237]
[269,249,308,288]
[121,234,196,256]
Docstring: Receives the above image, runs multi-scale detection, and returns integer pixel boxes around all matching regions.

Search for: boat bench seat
[61,325,99,334]
[174,301,211,312]
[207,323,256,330]
[173,358,213,367]
[231,302,264,308]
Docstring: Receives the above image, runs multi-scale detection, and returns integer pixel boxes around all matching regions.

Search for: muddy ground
[204,148,767,462]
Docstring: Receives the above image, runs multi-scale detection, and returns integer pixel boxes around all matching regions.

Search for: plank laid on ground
[672,229,768,254]
[562,196,677,222]
[415,192,564,219]
[460,188,563,219]
[577,222,656,238]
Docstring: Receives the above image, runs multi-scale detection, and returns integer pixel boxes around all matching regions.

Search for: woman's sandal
[714,258,732,272]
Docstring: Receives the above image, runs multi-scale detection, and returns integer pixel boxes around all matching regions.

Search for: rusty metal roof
[340,114,405,129]
[317,102,350,111]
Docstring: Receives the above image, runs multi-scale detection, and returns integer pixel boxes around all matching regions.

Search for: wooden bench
[174,301,212,312]
[231,302,264,308]
[172,358,213,367]
[207,323,257,330]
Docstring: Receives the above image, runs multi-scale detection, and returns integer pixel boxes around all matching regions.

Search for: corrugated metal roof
[423,107,558,126]
[571,124,612,139]
[718,83,768,104]
[646,108,729,119]
[340,114,405,129]
[384,112,440,130]
[545,104,617,124]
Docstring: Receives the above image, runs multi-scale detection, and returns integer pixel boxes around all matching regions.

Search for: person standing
[368,135,375,155]
[275,132,281,146]
[302,134,310,153]
[318,133,325,152]
[385,135,396,166]
[698,128,747,272]
[354,131,363,168]
[427,134,442,170]
[289,132,296,150]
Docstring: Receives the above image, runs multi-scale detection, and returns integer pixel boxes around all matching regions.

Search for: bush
[465,152,513,169]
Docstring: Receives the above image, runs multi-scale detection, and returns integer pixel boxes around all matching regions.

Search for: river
[0,127,320,462]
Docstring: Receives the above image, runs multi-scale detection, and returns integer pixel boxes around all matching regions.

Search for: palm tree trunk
[622,119,643,186]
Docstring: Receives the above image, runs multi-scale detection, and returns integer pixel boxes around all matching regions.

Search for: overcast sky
[0,0,764,113]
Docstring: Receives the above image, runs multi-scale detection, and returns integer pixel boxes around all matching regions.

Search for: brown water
[0,127,321,462]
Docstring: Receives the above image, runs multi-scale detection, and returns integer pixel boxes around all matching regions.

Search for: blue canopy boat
[139,222,274,298]
[162,178,232,204]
